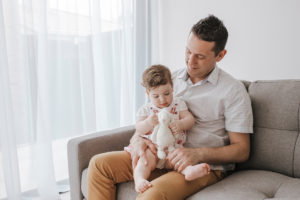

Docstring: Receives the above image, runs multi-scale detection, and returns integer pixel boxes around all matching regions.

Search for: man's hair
[142,64,173,89]
[191,15,228,56]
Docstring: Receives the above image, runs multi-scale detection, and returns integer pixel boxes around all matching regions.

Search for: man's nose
[188,54,196,64]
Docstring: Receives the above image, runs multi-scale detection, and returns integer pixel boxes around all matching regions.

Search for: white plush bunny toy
[150,108,175,159]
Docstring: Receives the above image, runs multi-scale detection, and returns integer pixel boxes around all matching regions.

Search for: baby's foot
[183,163,210,181]
[135,178,152,193]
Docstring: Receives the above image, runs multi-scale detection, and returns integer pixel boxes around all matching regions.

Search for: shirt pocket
[188,97,224,122]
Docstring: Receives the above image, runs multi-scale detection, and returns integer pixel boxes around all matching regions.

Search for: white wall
[158,0,300,81]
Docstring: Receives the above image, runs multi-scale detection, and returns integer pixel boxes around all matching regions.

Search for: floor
[0,138,71,199]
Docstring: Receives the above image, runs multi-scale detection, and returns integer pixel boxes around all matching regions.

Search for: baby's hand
[146,113,158,127]
[169,120,182,134]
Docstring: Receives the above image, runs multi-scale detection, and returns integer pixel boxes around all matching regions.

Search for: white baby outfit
[136,97,188,149]
[126,97,188,169]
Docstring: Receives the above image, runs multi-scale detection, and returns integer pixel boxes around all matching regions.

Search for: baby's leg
[182,163,210,181]
[134,149,157,193]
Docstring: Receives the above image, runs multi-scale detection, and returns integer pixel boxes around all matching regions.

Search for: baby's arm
[135,114,158,134]
[178,110,195,130]
[169,110,195,134]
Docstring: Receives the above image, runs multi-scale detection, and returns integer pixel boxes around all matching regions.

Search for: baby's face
[147,83,173,108]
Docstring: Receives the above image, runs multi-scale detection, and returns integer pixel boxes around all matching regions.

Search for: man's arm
[167,131,250,172]
[198,131,250,163]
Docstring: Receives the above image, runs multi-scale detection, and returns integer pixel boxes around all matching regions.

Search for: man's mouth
[188,65,198,71]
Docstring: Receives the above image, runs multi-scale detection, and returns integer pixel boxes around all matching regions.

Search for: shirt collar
[178,68,189,80]
[178,66,220,85]
[206,66,219,85]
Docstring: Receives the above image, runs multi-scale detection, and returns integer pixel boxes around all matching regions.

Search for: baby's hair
[142,64,173,89]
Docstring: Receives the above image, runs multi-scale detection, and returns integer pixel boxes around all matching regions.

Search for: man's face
[185,32,225,83]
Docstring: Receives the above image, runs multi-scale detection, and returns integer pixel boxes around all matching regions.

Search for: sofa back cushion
[237,80,300,178]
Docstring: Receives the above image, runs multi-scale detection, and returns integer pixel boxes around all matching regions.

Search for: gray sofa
[68,80,300,200]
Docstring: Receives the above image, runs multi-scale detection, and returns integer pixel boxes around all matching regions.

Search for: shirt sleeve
[136,104,150,118]
[224,83,253,133]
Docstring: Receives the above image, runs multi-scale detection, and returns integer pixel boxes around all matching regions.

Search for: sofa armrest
[67,125,135,200]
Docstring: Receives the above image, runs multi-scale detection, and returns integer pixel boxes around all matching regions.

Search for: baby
[125,64,210,193]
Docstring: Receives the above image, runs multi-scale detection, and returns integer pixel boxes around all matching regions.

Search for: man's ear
[216,49,227,62]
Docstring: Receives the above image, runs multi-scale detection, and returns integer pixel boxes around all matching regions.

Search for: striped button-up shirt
[172,66,253,171]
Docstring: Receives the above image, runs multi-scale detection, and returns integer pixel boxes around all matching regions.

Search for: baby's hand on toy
[146,113,158,127]
[169,120,182,134]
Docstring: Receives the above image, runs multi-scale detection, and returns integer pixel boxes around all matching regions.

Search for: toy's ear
[168,113,173,123]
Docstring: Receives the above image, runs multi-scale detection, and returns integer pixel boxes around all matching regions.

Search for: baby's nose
[159,97,166,103]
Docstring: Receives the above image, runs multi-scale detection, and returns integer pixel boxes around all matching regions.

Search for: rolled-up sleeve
[224,83,253,133]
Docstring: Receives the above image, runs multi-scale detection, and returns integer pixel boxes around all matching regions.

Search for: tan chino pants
[87,151,225,200]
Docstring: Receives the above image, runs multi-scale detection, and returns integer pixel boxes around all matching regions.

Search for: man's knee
[136,187,168,200]
[88,152,117,176]
[89,151,133,179]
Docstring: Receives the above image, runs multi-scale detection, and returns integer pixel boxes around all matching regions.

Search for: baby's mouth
[160,103,169,107]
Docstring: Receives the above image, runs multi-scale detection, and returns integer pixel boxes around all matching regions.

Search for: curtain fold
[0,0,158,199]
[0,1,22,198]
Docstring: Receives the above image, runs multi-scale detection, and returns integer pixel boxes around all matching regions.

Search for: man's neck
[189,67,215,84]
[190,76,205,84]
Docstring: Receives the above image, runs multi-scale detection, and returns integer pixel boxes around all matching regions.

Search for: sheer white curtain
[0,0,158,199]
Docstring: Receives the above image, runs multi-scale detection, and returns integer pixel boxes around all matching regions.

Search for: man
[87,15,253,200]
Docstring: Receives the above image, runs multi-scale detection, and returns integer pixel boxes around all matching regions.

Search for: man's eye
[153,96,159,98]
[164,93,169,96]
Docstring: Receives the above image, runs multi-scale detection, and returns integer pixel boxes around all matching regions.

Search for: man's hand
[130,135,157,168]
[166,147,201,172]
[169,120,183,134]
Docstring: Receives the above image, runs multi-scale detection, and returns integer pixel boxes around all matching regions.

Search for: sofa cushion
[188,170,300,200]
[81,168,138,200]
[116,181,138,200]
[237,80,300,177]
[82,169,300,200]
[249,80,300,130]
[81,169,88,199]
[238,127,298,176]
[294,136,300,177]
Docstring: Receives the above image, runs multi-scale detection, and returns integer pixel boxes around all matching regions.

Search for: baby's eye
[164,93,170,96]
[153,95,159,98]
